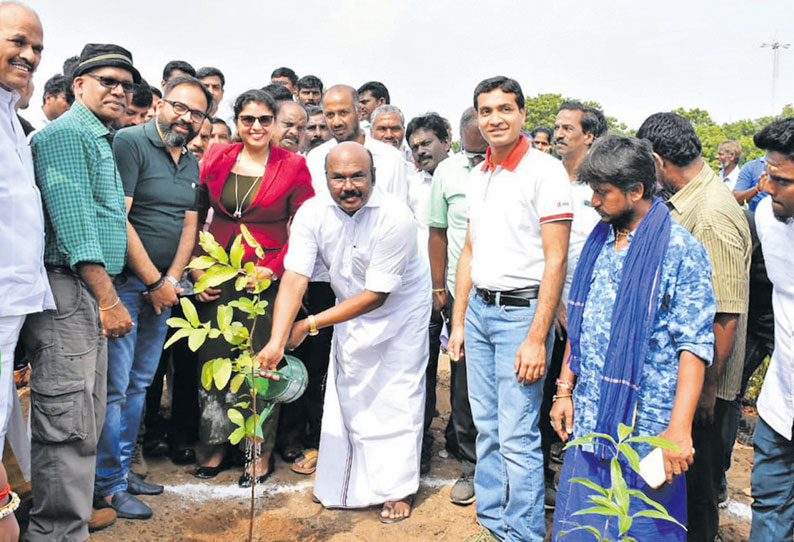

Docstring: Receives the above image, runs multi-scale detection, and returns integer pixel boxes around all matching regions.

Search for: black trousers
[143,301,199,450]
[422,313,443,458]
[686,397,732,542]
[541,326,566,481]
[276,281,335,451]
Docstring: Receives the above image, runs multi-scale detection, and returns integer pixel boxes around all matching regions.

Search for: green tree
[522,93,629,135]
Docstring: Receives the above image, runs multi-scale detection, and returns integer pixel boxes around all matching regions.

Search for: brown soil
[21,357,752,542]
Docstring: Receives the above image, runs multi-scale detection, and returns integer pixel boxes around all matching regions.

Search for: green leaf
[213,358,232,389]
[199,231,228,264]
[208,329,220,339]
[626,435,679,451]
[187,255,217,270]
[618,443,642,474]
[618,515,632,537]
[572,506,621,517]
[627,489,670,515]
[632,509,685,529]
[229,234,244,269]
[557,524,604,542]
[163,328,191,350]
[244,262,255,275]
[227,408,245,427]
[239,224,261,251]
[570,478,609,497]
[180,297,200,327]
[230,373,246,393]
[253,278,271,295]
[229,427,246,445]
[233,401,250,409]
[187,328,209,352]
[610,456,629,515]
[166,317,192,329]
[618,423,633,442]
[202,264,240,288]
[590,496,624,516]
[235,274,248,291]
[216,304,233,331]
[201,361,213,390]
[563,436,596,449]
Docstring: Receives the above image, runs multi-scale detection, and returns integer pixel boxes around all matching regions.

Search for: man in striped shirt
[638,112,751,542]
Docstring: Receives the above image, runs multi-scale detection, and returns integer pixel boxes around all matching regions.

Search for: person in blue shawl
[550,135,716,541]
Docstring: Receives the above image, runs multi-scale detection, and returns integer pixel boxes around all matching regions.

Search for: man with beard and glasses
[303,105,330,154]
[550,135,716,542]
[748,117,794,542]
[116,79,153,129]
[188,117,212,160]
[26,42,140,542]
[273,100,307,153]
[637,112,751,542]
[92,75,210,521]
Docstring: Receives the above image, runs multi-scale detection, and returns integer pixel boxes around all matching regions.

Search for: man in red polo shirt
[449,76,572,542]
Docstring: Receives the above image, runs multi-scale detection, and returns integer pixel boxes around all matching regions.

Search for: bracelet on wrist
[555,378,575,391]
[0,484,10,502]
[0,490,19,519]
[432,288,446,293]
[552,394,573,403]
[164,274,180,288]
[99,297,120,311]
[307,315,319,336]
[146,275,166,292]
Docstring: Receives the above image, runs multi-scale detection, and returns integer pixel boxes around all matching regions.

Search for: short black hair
[233,89,277,119]
[297,75,323,93]
[42,73,65,104]
[162,60,196,81]
[558,101,608,140]
[636,112,702,167]
[210,117,231,133]
[196,66,225,88]
[306,105,323,117]
[530,126,553,141]
[578,135,657,199]
[473,76,524,110]
[150,86,162,99]
[754,117,794,162]
[62,55,80,106]
[277,100,307,119]
[271,67,298,86]
[357,81,390,104]
[406,113,449,146]
[131,78,153,109]
[164,76,213,113]
[261,83,294,102]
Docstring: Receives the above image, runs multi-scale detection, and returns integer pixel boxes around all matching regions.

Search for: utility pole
[761,40,790,116]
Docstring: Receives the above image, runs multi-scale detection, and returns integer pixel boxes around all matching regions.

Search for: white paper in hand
[639,447,666,490]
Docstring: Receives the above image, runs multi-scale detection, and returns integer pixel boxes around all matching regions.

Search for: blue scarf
[567,196,671,454]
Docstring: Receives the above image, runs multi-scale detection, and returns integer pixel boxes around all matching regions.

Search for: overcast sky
[30,0,794,134]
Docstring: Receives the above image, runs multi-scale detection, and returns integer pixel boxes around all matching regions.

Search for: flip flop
[379,495,413,524]
[291,449,318,475]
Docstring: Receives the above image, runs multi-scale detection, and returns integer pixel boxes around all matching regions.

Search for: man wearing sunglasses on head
[92,75,211,521]
[24,42,140,542]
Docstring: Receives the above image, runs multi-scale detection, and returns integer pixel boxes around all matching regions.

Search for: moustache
[11,57,34,71]
[340,189,362,199]
[555,138,567,146]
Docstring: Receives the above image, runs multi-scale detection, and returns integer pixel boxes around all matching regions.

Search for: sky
[29,0,794,134]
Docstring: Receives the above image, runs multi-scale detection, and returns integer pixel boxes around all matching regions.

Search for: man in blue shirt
[733,156,768,210]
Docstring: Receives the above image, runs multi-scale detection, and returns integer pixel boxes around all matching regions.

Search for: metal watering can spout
[248,354,308,404]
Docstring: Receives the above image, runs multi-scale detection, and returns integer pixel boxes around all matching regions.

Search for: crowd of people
[1,3,793,542]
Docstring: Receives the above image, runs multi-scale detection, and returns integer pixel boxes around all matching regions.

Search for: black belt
[45,264,74,275]
[476,286,539,307]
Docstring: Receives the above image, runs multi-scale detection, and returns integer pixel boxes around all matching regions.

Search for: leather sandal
[291,449,318,475]
[379,495,413,524]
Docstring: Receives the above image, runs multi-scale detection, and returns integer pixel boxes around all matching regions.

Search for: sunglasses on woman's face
[239,115,274,127]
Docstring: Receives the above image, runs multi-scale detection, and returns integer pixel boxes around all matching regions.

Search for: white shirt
[408,167,434,265]
[285,187,430,347]
[0,87,54,317]
[468,138,573,290]
[720,165,741,191]
[565,181,601,300]
[755,197,794,439]
[306,132,410,205]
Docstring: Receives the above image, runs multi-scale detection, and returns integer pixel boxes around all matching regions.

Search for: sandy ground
[21,356,752,542]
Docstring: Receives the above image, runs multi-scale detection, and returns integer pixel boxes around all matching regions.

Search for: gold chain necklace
[232,150,268,218]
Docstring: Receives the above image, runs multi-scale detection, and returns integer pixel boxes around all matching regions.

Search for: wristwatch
[307,315,319,336]
[164,274,180,288]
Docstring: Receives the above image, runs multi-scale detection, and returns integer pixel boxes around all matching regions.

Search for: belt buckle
[480,289,493,305]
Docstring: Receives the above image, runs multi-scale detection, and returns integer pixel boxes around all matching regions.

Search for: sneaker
[545,483,557,510]
[130,442,148,479]
[450,472,476,506]
[461,527,498,542]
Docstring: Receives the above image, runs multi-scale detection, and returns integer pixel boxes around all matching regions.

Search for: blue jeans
[95,274,171,496]
[465,292,553,542]
[750,416,794,541]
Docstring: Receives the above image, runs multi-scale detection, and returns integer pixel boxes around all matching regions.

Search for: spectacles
[85,73,135,93]
[238,115,274,127]
[164,99,208,123]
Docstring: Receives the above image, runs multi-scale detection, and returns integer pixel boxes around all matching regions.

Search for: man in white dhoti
[256,141,431,523]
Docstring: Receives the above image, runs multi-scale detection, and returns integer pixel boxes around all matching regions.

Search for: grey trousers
[21,270,107,542]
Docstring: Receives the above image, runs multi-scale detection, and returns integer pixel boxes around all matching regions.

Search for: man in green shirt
[426,107,487,505]
[94,76,210,520]
[23,43,140,542]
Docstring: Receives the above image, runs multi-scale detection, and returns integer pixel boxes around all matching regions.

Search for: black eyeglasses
[164,99,208,123]
[85,73,135,93]
[238,114,274,127]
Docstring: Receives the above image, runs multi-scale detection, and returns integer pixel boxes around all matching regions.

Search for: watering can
[247,354,308,404]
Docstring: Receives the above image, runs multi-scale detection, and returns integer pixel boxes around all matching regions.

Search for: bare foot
[245,449,272,476]
[199,447,225,469]
[380,496,413,523]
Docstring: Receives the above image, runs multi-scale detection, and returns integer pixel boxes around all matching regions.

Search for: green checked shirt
[32,101,127,275]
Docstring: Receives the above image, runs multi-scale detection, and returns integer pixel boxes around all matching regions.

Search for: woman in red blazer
[190,89,314,486]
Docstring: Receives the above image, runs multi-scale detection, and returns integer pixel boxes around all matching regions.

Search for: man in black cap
[23,42,140,542]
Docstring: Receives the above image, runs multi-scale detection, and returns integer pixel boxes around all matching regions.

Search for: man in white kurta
[256,142,430,522]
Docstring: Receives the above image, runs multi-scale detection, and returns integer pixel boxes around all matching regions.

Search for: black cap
[74,43,141,84]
